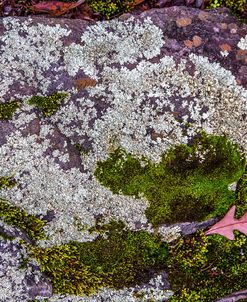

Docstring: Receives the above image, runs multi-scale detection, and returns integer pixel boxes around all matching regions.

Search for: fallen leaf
[74,77,97,90]
[30,0,85,16]
[205,205,247,240]
[129,0,145,6]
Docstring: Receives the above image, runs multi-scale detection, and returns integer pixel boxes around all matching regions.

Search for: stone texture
[0,6,246,302]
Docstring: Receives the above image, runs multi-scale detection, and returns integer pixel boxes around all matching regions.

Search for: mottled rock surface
[0,6,246,302]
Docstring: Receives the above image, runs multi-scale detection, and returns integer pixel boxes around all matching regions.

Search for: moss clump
[29,220,168,295]
[0,199,46,242]
[27,92,68,117]
[0,177,46,241]
[74,143,89,156]
[0,176,17,190]
[207,0,246,17]
[87,0,134,19]
[0,100,21,120]
[94,132,245,226]
[235,169,247,217]
[167,230,247,301]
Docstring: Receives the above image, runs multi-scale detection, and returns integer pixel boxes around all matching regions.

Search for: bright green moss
[87,0,134,19]
[29,220,168,295]
[94,132,246,226]
[235,169,247,217]
[207,0,246,16]
[0,100,21,120]
[27,92,68,117]
[167,230,247,301]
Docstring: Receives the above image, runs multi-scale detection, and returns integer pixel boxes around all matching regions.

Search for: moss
[0,230,14,241]
[0,100,21,120]
[29,220,168,295]
[74,143,89,156]
[0,177,46,242]
[94,132,246,226]
[206,0,246,18]
[235,169,247,217]
[0,176,17,190]
[167,230,247,301]
[27,92,68,117]
[0,199,46,242]
[87,0,134,19]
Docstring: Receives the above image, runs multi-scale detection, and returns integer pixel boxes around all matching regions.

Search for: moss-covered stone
[87,0,134,19]
[94,132,246,226]
[27,92,68,117]
[167,230,247,301]
[0,100,21,120]
[29,220,168,295]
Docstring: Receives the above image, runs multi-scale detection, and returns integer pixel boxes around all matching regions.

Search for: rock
[0,6,246,302]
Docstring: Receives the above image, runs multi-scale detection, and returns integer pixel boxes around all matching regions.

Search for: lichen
[0,100,21,120]
[29,220,168,295]
[94,132,246,226]
[27,92,69,117]
[167,230,247,301]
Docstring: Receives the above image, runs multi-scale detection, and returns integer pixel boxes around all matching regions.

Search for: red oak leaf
[30,0,85,16]
[205,205,247,240]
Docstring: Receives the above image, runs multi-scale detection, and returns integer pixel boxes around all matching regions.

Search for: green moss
[29,220,168,295]
[0,177,46,242]
[74,143,89,156]
[0,100,21,120]
[0,199,46,242]
[87,0,134,19]
[206,0,246,17]
[94,132,245,226]
[167,230,247,301]
[0,230,14,241]
[235,169,247,217]
[27,92,68,117]
[0,176,17,190]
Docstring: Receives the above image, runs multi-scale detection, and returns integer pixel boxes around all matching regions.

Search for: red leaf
[205,205,247,240]
[30,0,85,16]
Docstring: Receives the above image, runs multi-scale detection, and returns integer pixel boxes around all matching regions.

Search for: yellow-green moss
[0,100,21,120]
[207,0,246,17]
[0,177,46,242]
[27,92,68,117]
[0,199,46,242]
[0,176,17,190]
[74,143,89,156]
[94,132,246,226]
[167,230,247,301]
[87,0,134,19]
[29,220,168,295]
